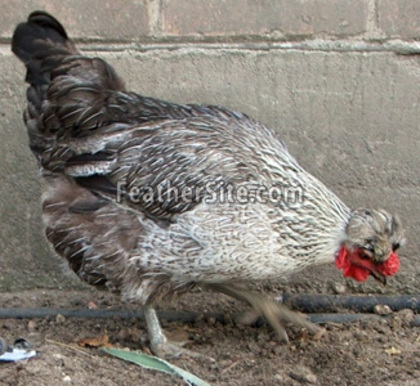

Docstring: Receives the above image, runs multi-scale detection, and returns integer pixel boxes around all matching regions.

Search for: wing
[61,114,277,221]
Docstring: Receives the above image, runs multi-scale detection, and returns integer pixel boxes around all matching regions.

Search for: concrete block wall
[0,1,419,293]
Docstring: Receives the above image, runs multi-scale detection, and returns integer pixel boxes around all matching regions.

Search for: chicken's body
[43,112,351,297]
[12,12,404,357]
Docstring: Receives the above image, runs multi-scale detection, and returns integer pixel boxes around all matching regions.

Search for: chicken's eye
[358,251,370,260]
[363,241,374,253]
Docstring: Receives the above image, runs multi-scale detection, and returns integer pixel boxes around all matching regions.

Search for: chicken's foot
[206,283,325,342]
[144,306,214,361]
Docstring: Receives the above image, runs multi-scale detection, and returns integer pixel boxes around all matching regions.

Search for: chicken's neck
[279,173,352,268]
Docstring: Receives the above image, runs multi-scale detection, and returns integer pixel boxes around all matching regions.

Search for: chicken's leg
[144,306,213,361]
[206,283,325,342]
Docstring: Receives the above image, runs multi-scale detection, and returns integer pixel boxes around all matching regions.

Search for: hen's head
[336,208,405,285]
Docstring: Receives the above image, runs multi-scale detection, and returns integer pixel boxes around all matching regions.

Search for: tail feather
[12,11,79,159]
[12,11,125,160]
[12,11,76,87]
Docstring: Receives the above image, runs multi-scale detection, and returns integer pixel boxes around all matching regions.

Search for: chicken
[12,11,404,358]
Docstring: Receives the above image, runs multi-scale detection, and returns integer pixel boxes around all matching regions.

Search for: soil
[0,288,418,386]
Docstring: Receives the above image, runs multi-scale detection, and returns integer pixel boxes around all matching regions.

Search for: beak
[370,270,387,286]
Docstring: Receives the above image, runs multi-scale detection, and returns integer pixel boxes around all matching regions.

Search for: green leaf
[101,347,210,386]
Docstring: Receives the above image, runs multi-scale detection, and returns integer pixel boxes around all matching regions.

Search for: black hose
[308,313,419,326]
[282,294,420,313]
[0,294,418,326]
[0,308,206,322]
[0,308,418,326]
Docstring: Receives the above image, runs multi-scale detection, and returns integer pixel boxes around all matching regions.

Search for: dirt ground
[0,287,418,386]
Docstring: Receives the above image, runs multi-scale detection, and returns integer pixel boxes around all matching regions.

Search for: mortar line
[365,0,385,39]
[147,0,163,36]
[1,39,419,55]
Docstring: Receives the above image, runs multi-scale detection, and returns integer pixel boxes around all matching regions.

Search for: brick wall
[2,1,419,41]
[0,1,419,292]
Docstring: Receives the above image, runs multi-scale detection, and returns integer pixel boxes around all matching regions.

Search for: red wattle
[377,252,400,276]
[335,246,370,282]
[336,247,400,282]
[344,264,370,281]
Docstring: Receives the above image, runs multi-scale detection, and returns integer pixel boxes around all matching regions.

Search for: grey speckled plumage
[12,12,404,356]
